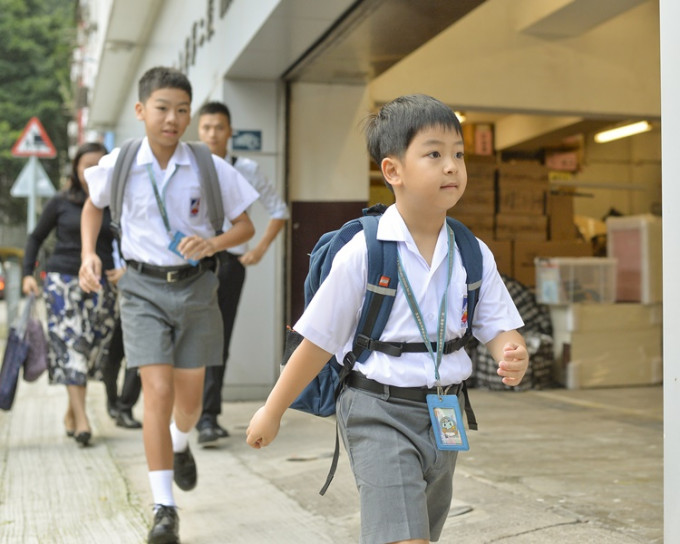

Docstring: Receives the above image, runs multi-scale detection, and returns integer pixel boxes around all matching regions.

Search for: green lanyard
[397,225,455,388]
[145,163,179,235]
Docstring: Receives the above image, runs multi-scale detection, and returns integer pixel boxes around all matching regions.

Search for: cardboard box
[455,188,495,215]
[485,239,512,277]
[498,179,547,215]
[512,240,592,287]
[550,303,663,388]
[548,192,577,240]
[466,159,496,179]
[495,214,548,243]
[497,162,549,182]
[606,214,662,303]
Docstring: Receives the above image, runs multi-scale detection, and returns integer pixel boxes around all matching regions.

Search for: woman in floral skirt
[22,142,118,446]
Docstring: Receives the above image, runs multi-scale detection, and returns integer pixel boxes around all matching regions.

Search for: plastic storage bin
[535,257,617,304]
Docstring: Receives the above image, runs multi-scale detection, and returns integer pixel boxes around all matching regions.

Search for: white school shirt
[221,155,289,256]
[85,138,259,266]
[294,204,524,388]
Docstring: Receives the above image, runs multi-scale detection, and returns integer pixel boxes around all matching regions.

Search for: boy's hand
[239,246,265,266]
[79,254,103,292]
[177,235,216,262]
[497,342,529,386]
[105,267,125,286]
[246,406,281,449]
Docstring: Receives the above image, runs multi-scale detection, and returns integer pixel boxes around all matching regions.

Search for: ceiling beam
[518,0,649,38]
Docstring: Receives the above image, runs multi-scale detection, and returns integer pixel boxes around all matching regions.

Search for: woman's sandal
[74,431,92,446]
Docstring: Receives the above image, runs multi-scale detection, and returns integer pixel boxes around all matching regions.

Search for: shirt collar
[377,204,452,270]
[135,138,192,169]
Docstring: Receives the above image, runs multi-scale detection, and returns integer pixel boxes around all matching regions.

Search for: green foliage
[0,0,75,226]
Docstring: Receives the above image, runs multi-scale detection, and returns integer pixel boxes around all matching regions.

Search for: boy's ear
[134,101,145,121]
[381,157,402,187]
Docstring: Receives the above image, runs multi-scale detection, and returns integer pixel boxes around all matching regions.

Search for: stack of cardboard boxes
[368,154,663,390]
[447,160,592,284]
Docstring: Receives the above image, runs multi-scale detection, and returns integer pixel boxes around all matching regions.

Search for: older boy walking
[80,67,258,544]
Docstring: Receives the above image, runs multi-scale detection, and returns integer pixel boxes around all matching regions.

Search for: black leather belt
[126,258,216,283]
[347,372,461,403]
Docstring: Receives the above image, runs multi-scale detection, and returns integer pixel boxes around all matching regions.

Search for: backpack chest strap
[354,334,472,357]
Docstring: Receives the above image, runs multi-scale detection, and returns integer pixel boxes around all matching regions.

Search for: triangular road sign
[11,117,57,158]
[10,156,56,197]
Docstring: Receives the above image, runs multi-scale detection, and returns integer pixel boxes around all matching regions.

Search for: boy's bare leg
[140,364,175,470]
[172,367,205,433]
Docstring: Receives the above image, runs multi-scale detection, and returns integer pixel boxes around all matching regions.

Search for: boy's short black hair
[364,94,462,168]
[138,66,192,103]
[198,101,231,124]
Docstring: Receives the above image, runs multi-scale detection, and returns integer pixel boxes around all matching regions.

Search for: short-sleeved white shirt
[85,138,259,266]
[294,205,523,388]
[222,154,289,256]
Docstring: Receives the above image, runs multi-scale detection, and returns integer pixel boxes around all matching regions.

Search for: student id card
[168,231,199,266]
[427,394,469,451]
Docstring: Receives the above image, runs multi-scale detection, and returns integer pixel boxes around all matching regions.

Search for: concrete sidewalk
[0,362,662,544]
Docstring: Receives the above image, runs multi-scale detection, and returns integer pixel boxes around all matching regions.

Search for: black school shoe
[214,422,229,438]
[197,425,220,447]
[148,505,179,544]
[116,410,142,429]
[173,446,197,491]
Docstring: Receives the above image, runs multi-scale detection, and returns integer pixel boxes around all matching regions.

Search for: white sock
[148,470,175,508]
[170,421,189,453]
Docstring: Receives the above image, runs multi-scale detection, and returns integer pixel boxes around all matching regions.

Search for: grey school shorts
[117,267,223,369]
[337,385,462,544]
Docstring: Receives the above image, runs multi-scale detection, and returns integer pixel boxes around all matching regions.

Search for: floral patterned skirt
[43,272,117,386]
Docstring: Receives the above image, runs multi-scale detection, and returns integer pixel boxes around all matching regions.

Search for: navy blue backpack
[281,204,483,493]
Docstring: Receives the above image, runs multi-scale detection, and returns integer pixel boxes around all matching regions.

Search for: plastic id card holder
[426,394,469,451]
[168,231,199,266]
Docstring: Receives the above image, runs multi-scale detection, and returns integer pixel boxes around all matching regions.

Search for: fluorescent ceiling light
[454,111,466,124]
[594,121,652,143]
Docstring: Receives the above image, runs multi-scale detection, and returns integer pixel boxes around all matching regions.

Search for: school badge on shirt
[461,296,469,327]
[190,197,200,217]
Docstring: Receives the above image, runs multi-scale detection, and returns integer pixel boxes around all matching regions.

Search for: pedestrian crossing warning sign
[11,117,57,158]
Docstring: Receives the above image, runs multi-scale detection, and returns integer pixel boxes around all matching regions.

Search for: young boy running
[79,66,258,544]
[246,94,529,544]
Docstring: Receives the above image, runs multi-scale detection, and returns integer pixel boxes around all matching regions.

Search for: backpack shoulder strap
[186,141,224,234]
[352,214,398,364]
[447,217,483,333]
[110,138,142,238]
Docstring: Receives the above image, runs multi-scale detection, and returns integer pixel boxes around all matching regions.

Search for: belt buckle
[166,269,181,283]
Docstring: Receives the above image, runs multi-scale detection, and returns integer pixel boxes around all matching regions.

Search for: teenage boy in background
[79,67,258,544]
[196,101,289,446]
[246,94,528,544]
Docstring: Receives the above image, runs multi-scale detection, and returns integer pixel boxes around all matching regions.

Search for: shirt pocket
[169,185,204,225]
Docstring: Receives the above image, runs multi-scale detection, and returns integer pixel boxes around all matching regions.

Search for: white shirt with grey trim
[222,154,289,256]
[85,138,259,266]
[294,204,524,388]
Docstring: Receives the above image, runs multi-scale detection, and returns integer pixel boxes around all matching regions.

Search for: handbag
[23,298,48,382]
[0,295,34,410]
